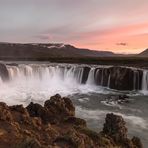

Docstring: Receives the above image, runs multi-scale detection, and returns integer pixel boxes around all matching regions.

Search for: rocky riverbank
[0,94,143,148]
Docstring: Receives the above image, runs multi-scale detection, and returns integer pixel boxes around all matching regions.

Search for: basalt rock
[109,67,143,90]
[94,66,143,91]
[0,95,143,148]
[103,113,128,142]
[103,113,143,148]
[64,116,87,127]
[44,94,75,117]
[26,102,55,124]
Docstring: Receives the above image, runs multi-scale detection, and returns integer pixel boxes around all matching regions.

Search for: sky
[0,0,148,54]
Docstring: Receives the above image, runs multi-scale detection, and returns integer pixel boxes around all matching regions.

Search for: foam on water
[0,64,110,106]
[0,63,148,106]
[76,106,148,129]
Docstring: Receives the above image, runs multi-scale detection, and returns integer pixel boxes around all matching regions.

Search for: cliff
[0,94,143,148]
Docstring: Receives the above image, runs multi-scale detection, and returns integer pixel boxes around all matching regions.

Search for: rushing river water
[0,62,148,147]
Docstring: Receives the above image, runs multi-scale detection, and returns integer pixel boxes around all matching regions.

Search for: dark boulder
[26,102,54,124]
[103,113,143,148]
[0,102,13,122]
[64,116,87,127]
[132,136,143,148]
[103,113,127,143]
[44,94,75,117]
[26,94,75,124]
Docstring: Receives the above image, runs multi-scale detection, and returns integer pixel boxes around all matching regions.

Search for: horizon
[0,0,148,54]
[0,41,146,54]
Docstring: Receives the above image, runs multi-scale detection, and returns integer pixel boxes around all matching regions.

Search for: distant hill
[0,43,115,60]
[138,48,148,57]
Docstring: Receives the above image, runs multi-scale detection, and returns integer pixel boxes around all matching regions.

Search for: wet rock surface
[103,113,143,148]
[94,66,143,91]
[0,94,143,148]
[102,95,130,106]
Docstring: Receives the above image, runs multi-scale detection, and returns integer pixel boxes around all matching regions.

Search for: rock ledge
[0,94,143,148]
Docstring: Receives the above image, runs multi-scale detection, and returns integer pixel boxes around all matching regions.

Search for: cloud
[34,35,50,40]
[116,42,128,46]
[0,0,148,53]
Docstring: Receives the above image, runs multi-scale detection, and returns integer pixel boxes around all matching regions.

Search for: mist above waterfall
[0,63,147,106]
[0,64,102,106]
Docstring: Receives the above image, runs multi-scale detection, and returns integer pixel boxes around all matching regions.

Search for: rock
[44,94,75,118]
[94,66,143,91]
[132,136,143,148]
[64,116,87,127]
[103,113,128,143]
[109,67,143,90]
[10,105,29,115]
[107,95,130,105]
[103,113,143,148]
[53,136,78,148]
[0,102,13,122]
[10,105,30,124]
[16,137,42,148]
[26,102,54,124]
[0,96,143,148]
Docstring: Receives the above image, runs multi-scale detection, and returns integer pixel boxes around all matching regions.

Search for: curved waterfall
[0,63,147,91]
[7,64,85,84]
[0,63,148,105]
[0,64,148,104]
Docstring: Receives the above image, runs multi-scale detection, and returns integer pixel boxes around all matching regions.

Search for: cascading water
[107,74,111,88]
[0,63,148,105]
[86,68,95,85]
[142,70,148,93]
[0,64,100,105]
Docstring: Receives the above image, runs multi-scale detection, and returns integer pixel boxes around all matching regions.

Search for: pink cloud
[71,22,148,53]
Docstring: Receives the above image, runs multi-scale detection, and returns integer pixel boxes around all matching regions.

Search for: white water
[86,68,95,85]
[0,64,105,106]
[0,64,148,106]
[141,70,148,95]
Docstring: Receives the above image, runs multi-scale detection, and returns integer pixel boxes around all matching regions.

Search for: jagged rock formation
[0,94,143,148]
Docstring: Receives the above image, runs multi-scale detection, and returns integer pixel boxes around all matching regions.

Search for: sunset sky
[0,0,148,54]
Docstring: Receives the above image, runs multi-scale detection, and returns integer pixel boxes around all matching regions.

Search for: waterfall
[142,70,148,91]
[101,69,104,86]
[86,68,95,85]
[0,63,148,102]
[107,74,111,88]
[5,64,86,85]
[133,70,140,90]
[1,62,148,106]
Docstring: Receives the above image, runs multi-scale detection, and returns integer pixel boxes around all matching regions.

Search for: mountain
[138,48,148,57]
[0,43,115,60]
